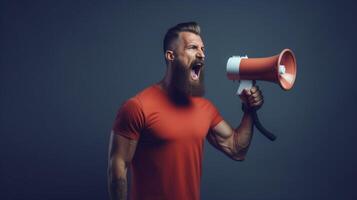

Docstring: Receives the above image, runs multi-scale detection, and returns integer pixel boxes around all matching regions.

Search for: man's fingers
[251,99,264,107]
[250,91,261,98]
[242,87,264,106]
[250,87,256,93]
[250,86,259,93]
[248,94,262,102]
[243,86,264,109]
[254,96,263,102]
[248,96,264,105]
[244,89,251,96]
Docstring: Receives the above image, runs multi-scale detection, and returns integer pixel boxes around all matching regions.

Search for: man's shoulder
[134,84,161,100]
[117,84,160,114]
[123,84,164,110]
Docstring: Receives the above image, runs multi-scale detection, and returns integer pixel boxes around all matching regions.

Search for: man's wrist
[241,103,253,113]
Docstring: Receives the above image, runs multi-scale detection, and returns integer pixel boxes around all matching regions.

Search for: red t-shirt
[112,84,223,200]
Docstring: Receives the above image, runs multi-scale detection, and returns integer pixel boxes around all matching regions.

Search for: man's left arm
[207,86,263,161]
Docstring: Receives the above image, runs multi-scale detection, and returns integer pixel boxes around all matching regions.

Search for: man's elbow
[230,150,248,161]
[108,158,129,180]
[231,155,246,161]
[222,148,247,161]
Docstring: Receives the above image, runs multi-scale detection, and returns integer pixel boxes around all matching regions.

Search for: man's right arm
[108,131,138,200]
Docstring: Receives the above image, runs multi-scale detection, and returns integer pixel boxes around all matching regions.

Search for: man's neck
[159,70,191,106]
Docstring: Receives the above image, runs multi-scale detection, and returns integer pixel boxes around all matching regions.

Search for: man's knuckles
[250,86,257,93]
[248,97,264,107]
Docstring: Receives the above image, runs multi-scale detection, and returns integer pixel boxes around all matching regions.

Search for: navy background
[1,0,357,199]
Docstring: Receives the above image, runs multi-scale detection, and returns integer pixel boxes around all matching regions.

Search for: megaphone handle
[252,111,277,141]
[237,81,277,141]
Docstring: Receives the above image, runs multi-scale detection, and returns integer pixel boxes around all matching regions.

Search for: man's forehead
[178,32,204,45]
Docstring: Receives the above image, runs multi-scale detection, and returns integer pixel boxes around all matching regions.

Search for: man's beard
[170,60,205,97]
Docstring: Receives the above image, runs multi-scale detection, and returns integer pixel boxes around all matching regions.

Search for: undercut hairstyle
[163,22,201,54]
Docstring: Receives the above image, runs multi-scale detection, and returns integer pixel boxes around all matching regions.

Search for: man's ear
[165,50,175,62]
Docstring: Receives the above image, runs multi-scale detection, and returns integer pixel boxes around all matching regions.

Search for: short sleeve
[112,97,145,140]
[209,102,223,129]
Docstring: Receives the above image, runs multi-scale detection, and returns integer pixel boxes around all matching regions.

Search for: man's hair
[163,22,201,54]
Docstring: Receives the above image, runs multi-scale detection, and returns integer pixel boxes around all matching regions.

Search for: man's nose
[197,50,205,60]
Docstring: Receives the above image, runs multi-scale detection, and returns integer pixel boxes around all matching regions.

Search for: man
[108,22,264,200]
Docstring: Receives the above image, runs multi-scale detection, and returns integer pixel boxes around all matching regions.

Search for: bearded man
[108,22,264,200]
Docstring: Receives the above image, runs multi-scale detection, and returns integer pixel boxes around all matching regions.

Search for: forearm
[209,86,263,161]
[109,175,127,200]
[108,161,128,200]
[232,111,254,159]
[107,133,137,200]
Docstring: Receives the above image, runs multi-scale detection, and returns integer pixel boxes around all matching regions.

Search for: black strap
[242,103,277,141]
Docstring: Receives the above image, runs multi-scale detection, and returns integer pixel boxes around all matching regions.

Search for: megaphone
[226,49,297,141]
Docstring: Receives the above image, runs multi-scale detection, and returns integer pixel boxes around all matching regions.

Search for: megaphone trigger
[236,80,253,95]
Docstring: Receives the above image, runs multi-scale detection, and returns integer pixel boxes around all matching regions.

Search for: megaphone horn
[227,49,297,92]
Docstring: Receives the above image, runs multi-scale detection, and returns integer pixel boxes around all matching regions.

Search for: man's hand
[239,86,264,110]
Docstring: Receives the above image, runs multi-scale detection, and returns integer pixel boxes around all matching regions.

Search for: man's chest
[142,105,211,142]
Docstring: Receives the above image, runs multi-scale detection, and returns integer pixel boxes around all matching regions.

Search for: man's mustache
[191,60,205,68]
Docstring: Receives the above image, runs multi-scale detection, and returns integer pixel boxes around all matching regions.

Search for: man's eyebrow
[187,43,204,48]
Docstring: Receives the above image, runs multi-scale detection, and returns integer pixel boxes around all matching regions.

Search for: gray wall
[1,0,356,199]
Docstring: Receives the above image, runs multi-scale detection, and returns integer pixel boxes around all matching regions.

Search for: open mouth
[190,63,203,81]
